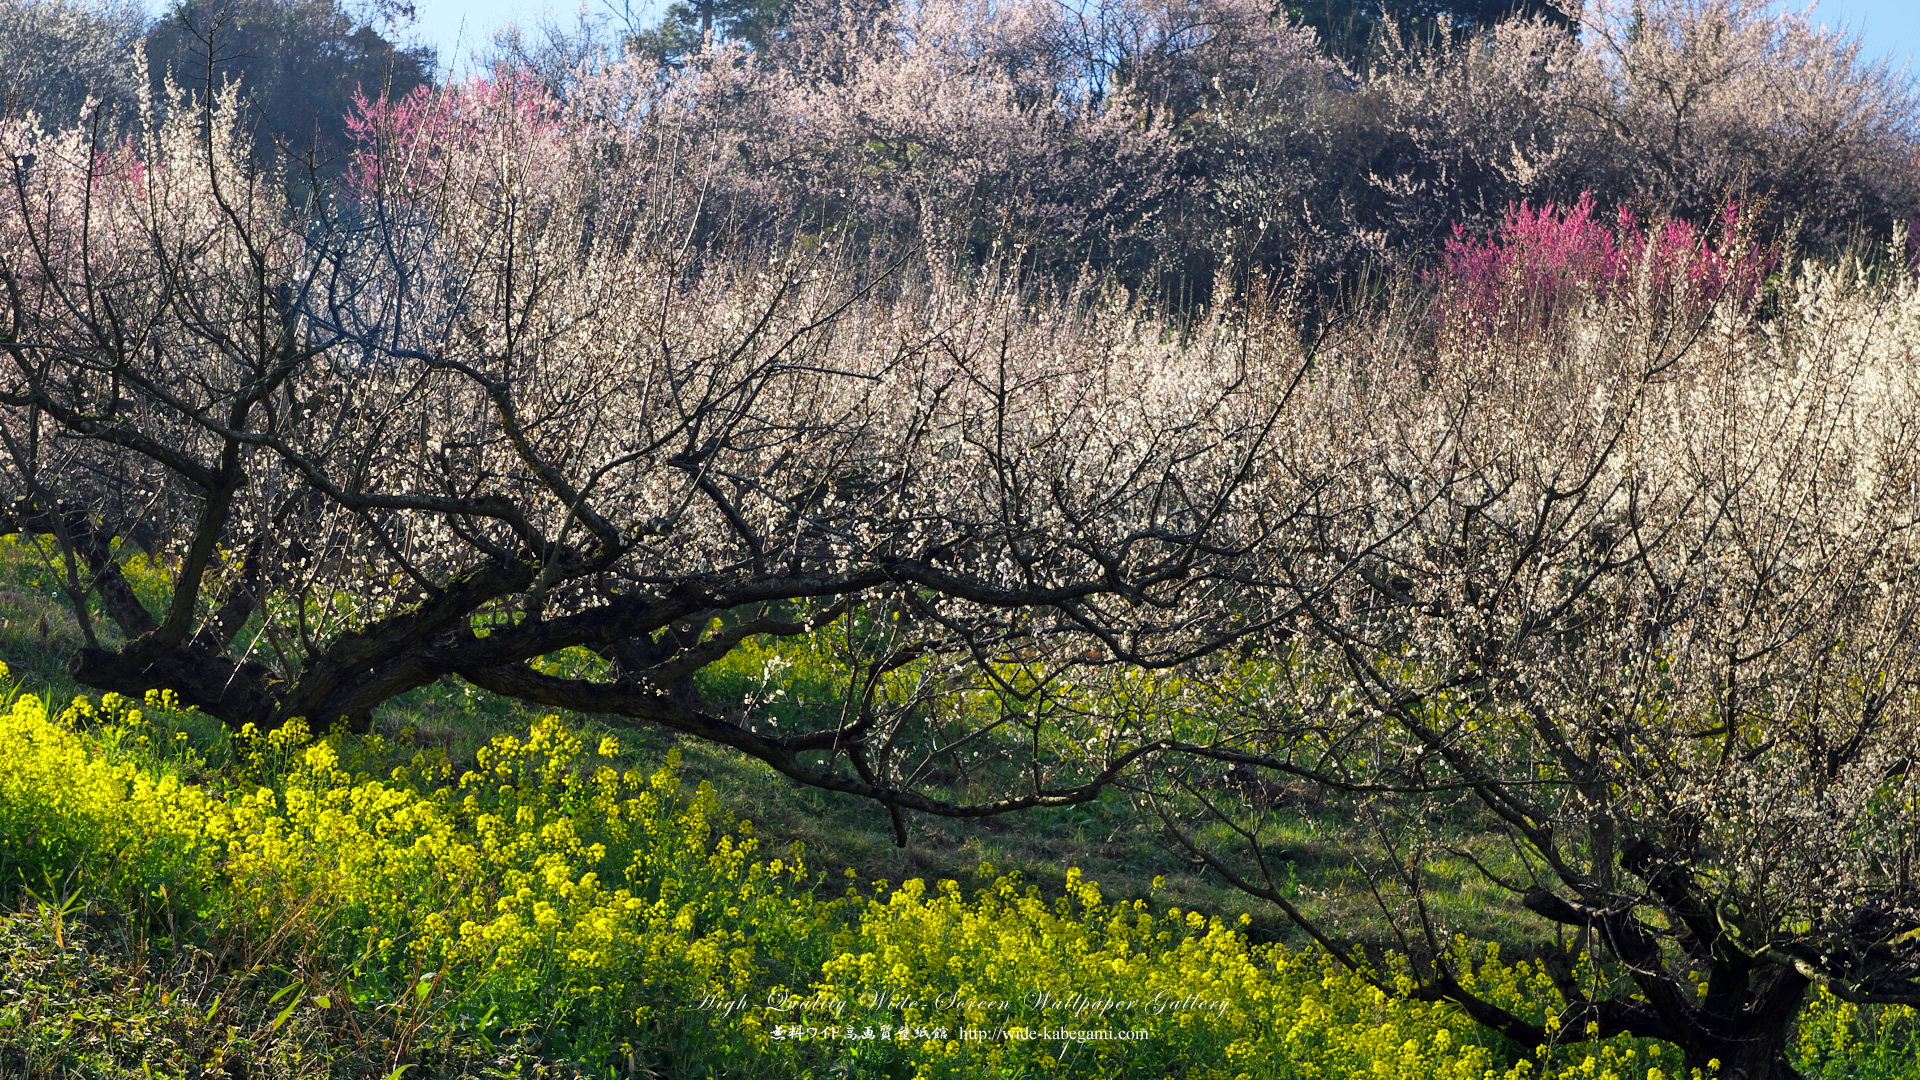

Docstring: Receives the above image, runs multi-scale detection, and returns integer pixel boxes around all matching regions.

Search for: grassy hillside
[0,541,1913,1078]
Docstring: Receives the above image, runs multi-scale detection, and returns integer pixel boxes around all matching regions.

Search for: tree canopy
[145,0,433,172]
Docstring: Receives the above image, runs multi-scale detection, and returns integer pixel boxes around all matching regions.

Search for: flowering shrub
[1434,194,1774,342]
[343,70,573,206]
[0,675,1904,1077]
[1435,193,1624,335]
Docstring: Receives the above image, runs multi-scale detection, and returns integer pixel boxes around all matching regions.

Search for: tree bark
[1679,968,1808,1080]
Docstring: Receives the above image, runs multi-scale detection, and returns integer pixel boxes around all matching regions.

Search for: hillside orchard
[4,1,1920,1076]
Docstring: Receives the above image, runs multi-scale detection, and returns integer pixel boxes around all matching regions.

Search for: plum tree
[0,73,1318,827]
[1141,210,1920,1079]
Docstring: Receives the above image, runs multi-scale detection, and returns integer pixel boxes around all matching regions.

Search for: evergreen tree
[628,0,789,64]
[146,0,433,172]
[1288,0,1571,59]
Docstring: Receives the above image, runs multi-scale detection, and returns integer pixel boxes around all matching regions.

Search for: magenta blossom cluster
[344,69,569,204]
[1436,193,1773,339]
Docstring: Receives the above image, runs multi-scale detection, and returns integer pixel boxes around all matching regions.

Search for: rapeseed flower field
[0,669,1906,1078]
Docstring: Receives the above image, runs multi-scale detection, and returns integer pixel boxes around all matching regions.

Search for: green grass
[362,674,1361,946]
[0,906,593,1079]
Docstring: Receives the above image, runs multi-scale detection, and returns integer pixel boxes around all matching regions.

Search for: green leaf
[312,994,331,1009]
[271,998,298,1031]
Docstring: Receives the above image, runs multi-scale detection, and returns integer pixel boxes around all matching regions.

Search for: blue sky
[407,0,615,72]
[405,0,1920,76]
[1791,0,1920,68]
